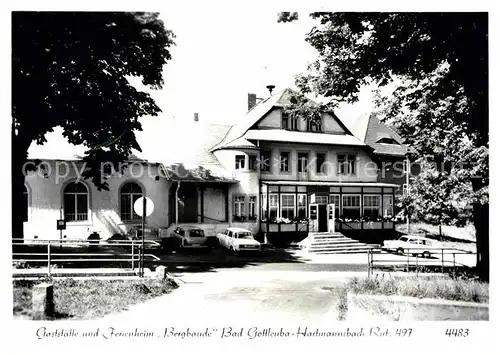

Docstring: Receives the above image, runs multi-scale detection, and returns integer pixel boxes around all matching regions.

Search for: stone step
[312,236,346,240]
[311,234,361,242]
[309,243,370,250]
[309,244,370,251]
[309,233,344,237]
[311,249,372,254]
[312,236,355,241]
[304,231,377,255]
[311,239,359,246]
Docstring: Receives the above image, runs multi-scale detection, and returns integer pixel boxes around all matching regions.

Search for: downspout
[175,181,181,225]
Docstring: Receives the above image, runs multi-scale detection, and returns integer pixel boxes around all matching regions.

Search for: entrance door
[318,205,327,232]
[327,203,336,233]
[309,204,318,232]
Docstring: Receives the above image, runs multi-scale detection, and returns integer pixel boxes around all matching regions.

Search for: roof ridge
[207,124,235,151]
[370,113,405,143]
[362,112,374,142]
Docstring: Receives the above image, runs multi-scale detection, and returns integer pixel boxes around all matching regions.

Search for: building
[22,88,408,243]
[350,112,410,196]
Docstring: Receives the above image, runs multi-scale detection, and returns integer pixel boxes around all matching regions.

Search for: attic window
[307,120,322,132]
[281,112,289,129]
[376,137,399,144]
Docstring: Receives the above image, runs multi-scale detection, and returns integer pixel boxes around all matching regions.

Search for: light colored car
[383,235,442,258]
[217,227,261,253]
[168,225,208,249]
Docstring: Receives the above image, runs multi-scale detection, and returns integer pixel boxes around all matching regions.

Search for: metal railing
[12,238,161,277]
[367,246,476,278]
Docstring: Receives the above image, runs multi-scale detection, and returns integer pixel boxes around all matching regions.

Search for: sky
[28,9,375,160]
[153,8,374,126]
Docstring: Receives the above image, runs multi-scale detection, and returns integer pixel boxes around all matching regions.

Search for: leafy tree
[280,13,489,280]
[373,72,485,238]
[12,12,175,239]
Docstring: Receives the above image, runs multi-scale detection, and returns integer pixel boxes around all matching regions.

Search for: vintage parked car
[383,235,442,258]
[216,227,261,253]
[166,225,209,250]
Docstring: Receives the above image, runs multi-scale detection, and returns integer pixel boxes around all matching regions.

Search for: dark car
[165,225,209,250]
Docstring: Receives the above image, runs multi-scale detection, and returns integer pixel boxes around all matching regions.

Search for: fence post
[47,241,51,277]
[453,253,456,279]
[367,249,371,278]
[441,249,444,274]
[406,249,410,272]
[416,253,419,277]
[131,240,135,270]
[32,283,54,320]
[139,244,143,277]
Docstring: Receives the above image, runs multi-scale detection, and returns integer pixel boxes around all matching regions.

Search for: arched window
[120,182,143,220]
[64,182,88,221]
[23,185,29,222]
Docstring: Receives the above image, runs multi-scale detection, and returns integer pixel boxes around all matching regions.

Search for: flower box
[345,222,362,229]
[280,223,296,232]
[383,221,394,229]
[363,221,382,230]
[268,224,279,232]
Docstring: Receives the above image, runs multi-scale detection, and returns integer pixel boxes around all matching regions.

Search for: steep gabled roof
[350,113,408,157]
[210,88,292,151]
[211,88,358,151]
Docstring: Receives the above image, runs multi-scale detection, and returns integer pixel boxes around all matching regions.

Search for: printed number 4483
[445,329,469,337]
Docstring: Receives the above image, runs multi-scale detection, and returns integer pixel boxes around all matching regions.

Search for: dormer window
[307,120,322,132]
[281,112,289,129]
[376,137,399,144]
[290,116,299,131]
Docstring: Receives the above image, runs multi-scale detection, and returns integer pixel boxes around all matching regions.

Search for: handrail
[367,246,476,278]
[298,221,310,232]
[12,239,160,277]
[13,238,160,244]
[338,220,356,230]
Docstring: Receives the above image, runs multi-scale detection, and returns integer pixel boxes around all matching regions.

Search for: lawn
[344,275,488,303]
[13,277,177,320]
[334,275,488,320]
[395,223,476,253]
[396,223,476,242]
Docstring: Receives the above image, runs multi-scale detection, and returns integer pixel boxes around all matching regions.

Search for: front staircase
[299,232,378,254]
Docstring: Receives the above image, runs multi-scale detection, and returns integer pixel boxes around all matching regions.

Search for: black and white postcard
[4,1,497,354]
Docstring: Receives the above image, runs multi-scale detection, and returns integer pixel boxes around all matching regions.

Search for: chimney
[194,112,199,122]
[266,84,275,96]
[248,93,257,111]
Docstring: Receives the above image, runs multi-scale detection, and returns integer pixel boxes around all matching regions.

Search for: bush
[13,261,31,269]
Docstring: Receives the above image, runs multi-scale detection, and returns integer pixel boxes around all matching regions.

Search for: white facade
[23,160,170,240]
